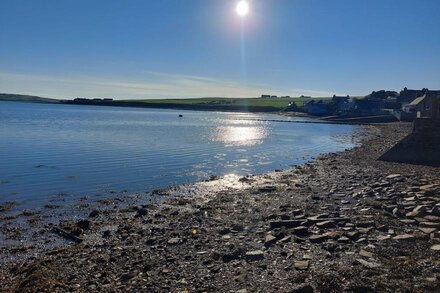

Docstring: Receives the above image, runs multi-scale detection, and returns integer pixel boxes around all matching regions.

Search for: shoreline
[1,122,440,292]
[1,99,393,126]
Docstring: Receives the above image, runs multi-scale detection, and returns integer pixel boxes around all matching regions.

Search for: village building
[305,100,329,116]
[416,93,440,118]
[353,99,382,116]
[285,101,299,112]
[330,95,355,114]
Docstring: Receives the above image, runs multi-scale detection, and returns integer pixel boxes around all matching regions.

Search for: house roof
[409,95,426,106]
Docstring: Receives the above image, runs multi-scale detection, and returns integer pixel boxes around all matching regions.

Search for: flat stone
[420,184,435,191]
[424,276,437,282]
[167,237,181,245]
[430,244,440,251]
[279,235,292,243]
[338,236,350,243]
[245,250,264,261]
[393,234,414,241]
[359,249,373,258]
[424,215,440,222]
[323,231,340,239]
[294,260,310,270]
[377,235,391,241]
[293,226,309,235]
[357,227,373,234]
[356,237,367,243]
[386,174,402,179]
[418,227,436,234]
[357,259,381,269]
[316,220,334,229]
[406,206,426,218]
[399,219,416,225]
[419,222,439,228]
[309,234,327,243]
[307,216,349,224]
[269,220,304,229]
[264,234,277,246]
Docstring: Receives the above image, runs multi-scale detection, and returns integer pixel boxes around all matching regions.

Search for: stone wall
[379,119,440,165]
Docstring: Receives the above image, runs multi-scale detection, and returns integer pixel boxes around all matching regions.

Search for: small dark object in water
[179,114,183,117]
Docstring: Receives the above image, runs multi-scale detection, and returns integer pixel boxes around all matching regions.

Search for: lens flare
[236,1,249,17]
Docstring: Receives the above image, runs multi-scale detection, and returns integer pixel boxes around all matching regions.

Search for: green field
[0,93,60,103]
[1,93,335,113]
[124,97,332,111]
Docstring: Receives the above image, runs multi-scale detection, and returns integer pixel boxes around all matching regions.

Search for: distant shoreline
[1,97,397,125]
[0,93,331,113]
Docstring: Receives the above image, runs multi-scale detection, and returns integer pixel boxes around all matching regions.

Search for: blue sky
[1,0,439,99]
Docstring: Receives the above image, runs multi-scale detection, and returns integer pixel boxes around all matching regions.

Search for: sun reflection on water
[211,125,268,146]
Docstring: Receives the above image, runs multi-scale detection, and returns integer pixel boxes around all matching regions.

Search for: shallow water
[0,101,358,208]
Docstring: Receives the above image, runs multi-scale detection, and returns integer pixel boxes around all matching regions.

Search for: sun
[236,1,249,17]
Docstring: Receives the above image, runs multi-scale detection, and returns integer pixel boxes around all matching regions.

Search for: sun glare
[236,1,249,17]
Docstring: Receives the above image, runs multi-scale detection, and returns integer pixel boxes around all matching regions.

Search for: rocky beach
[1,122,439,292]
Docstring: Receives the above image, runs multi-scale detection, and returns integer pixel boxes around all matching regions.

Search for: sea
[0,101,358,208]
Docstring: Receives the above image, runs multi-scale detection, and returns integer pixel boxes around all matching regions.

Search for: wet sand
[1,122,439,292]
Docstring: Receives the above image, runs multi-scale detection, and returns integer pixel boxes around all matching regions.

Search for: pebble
[167,237,181,245]
[357,259,381,269]
[294,260,310,270]
[245,250,264,261]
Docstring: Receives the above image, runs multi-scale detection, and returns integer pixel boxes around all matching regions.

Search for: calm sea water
[0,101,357,207]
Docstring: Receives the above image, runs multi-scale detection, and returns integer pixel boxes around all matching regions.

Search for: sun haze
[236,0,249,17]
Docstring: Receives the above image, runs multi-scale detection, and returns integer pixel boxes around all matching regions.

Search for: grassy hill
[1,93,334,113]
[0,93,60,103]
[117,97,332,112]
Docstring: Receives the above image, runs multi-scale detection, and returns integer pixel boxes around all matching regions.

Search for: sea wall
[379,119,440,165]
